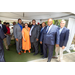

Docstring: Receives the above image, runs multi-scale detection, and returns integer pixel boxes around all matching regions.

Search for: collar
[18,23,21,25]
[0,24,2,26]
[47,24,53,27]
[60,27,64,29]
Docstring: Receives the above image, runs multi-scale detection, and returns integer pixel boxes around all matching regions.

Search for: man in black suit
[40,22,46,55]
[0,26,5,62]
[29,19,40,55]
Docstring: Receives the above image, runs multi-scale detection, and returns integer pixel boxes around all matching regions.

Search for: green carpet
[4,40,74,62]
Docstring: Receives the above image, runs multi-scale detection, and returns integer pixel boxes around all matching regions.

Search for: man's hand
[56,44,59,47]
[9,34,11,36]
[62,46,65,49]
[36,38,38,41]
[4,34,6,36]
[40,41,42,44]
[16,38,18,41]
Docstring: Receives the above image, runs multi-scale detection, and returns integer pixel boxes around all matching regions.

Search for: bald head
[47,18,53,26]
[60,20,66,28]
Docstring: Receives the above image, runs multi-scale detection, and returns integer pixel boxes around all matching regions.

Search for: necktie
[0,26,1,29]
[46,26,50,33]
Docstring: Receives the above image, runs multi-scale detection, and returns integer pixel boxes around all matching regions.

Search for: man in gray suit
[29,19,40,55]
[14,18,23,55]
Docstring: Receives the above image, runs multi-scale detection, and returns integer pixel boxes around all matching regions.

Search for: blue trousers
[43,43,54,61]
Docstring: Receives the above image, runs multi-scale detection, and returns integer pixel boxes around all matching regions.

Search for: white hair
[61,20,66,24]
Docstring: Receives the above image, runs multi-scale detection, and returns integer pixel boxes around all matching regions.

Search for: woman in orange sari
[22,23,31,53]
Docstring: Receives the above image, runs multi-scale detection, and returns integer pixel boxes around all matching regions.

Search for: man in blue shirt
[14,18,23,55]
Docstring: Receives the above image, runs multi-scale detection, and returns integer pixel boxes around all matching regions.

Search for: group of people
[0,18,69,62]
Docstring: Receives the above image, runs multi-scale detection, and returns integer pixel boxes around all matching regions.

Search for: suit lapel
[31,25,36,32]
[17,24,21,31]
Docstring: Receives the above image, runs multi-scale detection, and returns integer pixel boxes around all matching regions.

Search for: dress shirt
[59,27,64,34]
[6,26,10,34]
[0,24,2,28]
[29,25,35,36]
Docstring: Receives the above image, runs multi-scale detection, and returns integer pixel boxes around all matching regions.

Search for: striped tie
[46,26,50,33]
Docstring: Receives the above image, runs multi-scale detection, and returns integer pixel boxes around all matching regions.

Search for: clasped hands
[40,41,65,49]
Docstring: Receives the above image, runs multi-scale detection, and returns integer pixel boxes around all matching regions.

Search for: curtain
[64,18,75,52]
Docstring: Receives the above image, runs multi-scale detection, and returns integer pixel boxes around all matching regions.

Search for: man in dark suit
[40,22,46,55]
[40,18,59,62]
[29,19,40,55]
[0,26,5,62]
[0,20,9,51]
[52,20,69,62]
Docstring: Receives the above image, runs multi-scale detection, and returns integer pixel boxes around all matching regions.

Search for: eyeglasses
[25,25,28,26]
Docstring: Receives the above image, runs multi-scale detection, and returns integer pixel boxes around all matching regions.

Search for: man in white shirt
[40,18,59,62]
[30,19,40,55]
[52,20,69,62]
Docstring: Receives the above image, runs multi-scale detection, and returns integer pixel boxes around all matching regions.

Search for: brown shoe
[18,52,21,55]
[21,51,23,53]
[52,56,58,59]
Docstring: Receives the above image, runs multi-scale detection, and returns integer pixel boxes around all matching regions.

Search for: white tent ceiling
[0,12,75,23]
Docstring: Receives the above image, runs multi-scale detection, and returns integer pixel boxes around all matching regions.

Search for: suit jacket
[39,27,46,42]
[30,24,40,42]
[59,27,69,47]
[2,24,7,34]
[0,28,5,50]
[40,25,59,45]
[13,23,22,39]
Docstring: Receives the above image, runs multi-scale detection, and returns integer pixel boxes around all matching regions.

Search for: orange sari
[22,27,31,50]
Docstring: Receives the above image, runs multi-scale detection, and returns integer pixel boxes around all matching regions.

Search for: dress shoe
[21,51,23,53]
[40,53,43,55]
[31,51,35,53]
[47,60,51,62]
[18,52,21,55]
[52,56,58,59]
[33,53,38,56]
[41,56,47,59]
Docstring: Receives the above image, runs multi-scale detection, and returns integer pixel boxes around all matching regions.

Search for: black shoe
[40,53,43,55]
[33,53,38,56]
[42,56,47,59]
[47,60,51,62]
[31,51,35,53]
